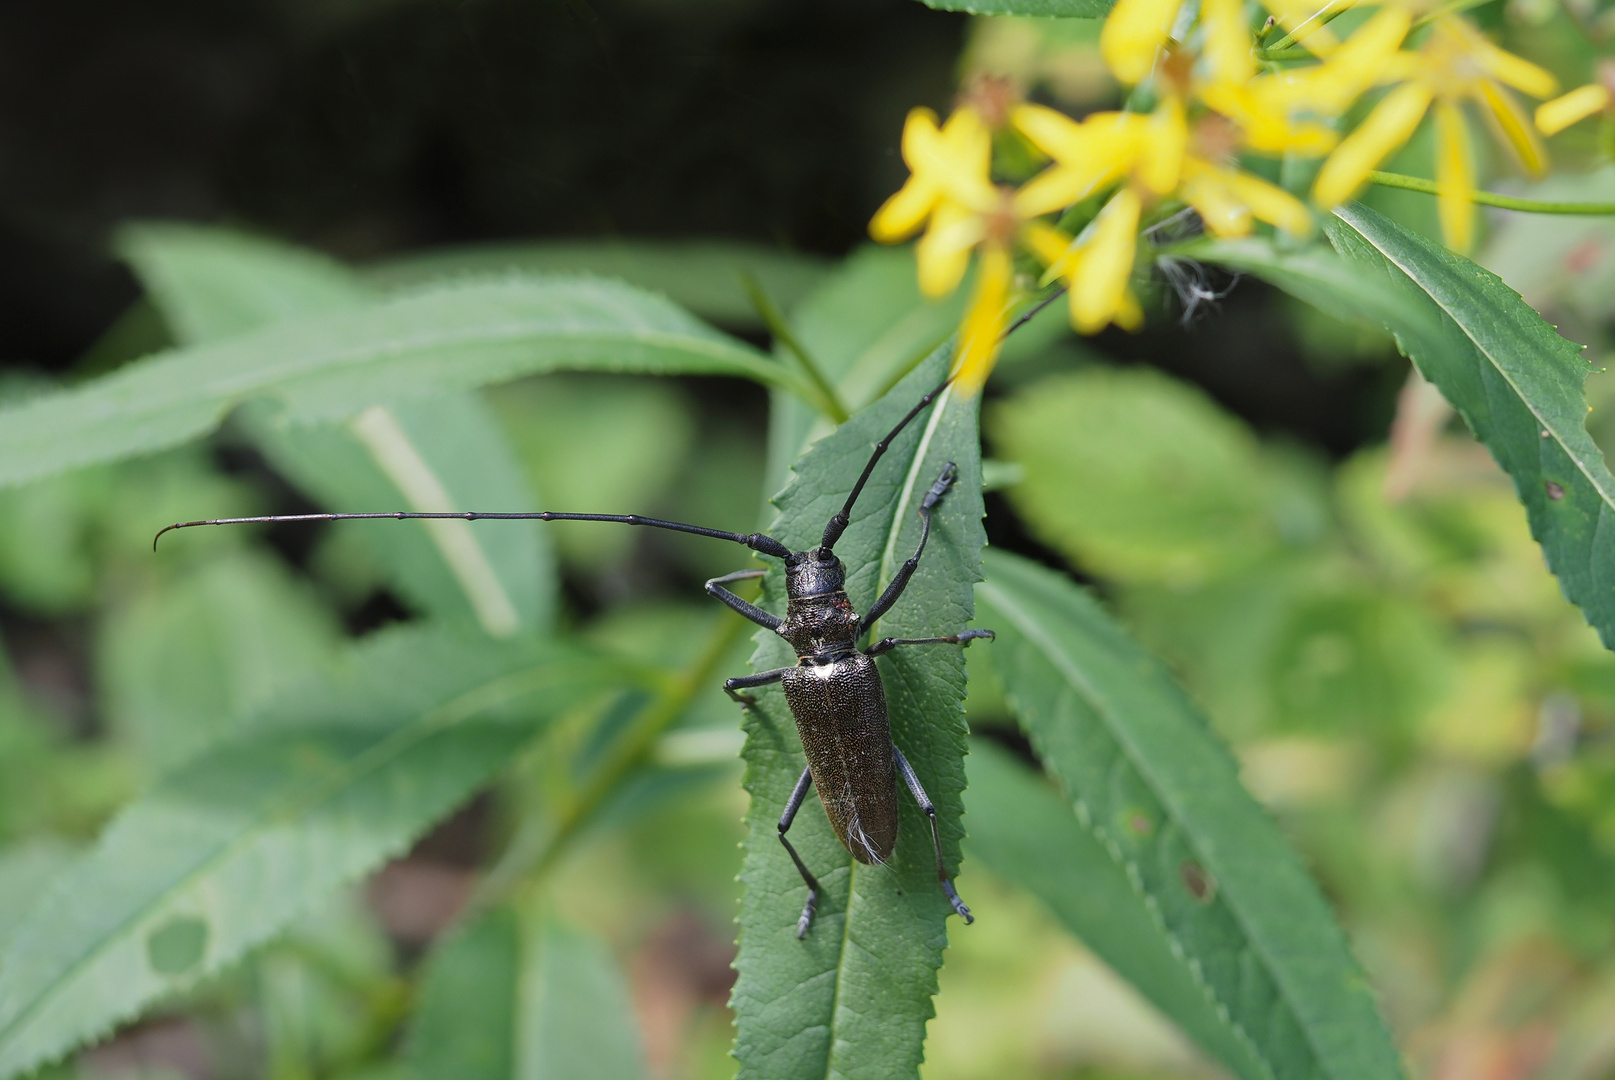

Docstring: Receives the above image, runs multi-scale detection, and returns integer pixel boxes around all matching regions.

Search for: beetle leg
[892,745,973,925]
[864,629,994,657]
[723,665,791,705]
[778,766,822,938]
[859,463,957,636]
[706,569,783,631]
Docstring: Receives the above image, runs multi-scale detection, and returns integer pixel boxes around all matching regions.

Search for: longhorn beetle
[155,375,990,938]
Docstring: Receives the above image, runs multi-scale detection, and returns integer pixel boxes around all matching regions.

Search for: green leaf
[1321,204,1615,651]
[99,550,343,773]
[0,277,808,491]
[245,396,554,635]
[118,223,556,635]
[731,344,985,1080]
[371,240,830,330]
[989,367,1286,586]
[975,548,1405,1080]
[117,223,374,341]
[962,741,1267,1080]
[409,907,646,1080]
[0,625,627,1080]
[486,377,694,574]
[915,0,1113,15]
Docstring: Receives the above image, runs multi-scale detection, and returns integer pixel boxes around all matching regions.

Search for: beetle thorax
[780,550,860,659]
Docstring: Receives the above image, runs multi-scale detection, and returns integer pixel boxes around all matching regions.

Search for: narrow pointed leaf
[976,549,1404,1080]
[371,239,830,329]
[732,345,984,1080]
[0,626,626,1080]
[0,277,809,491]
[1320,204,1614,650]
[409,908,646,1080]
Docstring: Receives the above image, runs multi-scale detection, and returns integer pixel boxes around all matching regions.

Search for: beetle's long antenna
[154,511,792,559]
[819,376,951,552]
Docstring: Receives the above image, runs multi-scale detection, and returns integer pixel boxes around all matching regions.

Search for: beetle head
[785,547,846,599]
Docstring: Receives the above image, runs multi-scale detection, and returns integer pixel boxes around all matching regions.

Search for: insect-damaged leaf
[0,626,626,1080]
[976,549,1405,1080]
[731,345,985,1080]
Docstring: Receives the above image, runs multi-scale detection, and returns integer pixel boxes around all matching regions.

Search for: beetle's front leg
[723,665,791,705]
[706,569,782,631]
[864,629,993,657]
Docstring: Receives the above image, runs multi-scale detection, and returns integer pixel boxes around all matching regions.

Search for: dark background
[0,0,1397,449]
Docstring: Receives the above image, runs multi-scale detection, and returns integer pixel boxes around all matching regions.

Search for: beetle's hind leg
[778,766,822,938]
[893,746,973,924]
[864,629,993,657]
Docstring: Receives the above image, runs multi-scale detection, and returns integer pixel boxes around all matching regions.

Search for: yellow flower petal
[1022,222,1076,269]
[1468,31,1557,99]
[924,107,999,212]
[916,203,985,297]
[1477,80,1547,177]
[1201,0,1255,87]
[1434,100,1475,254]
[1284,7,1411,115]
[1224,167,1315,235]
[1073,188,1142,333]
[1101,0,1181,85]
[1536,84,1611,135]
[950,244,1014,399]
[1138,96,1188,196]
[1114,288,1145,331]
[1011,111,1142,217]
[1011,103,1088,160]
[1182,169,1251,237]
[1314,82,1434,207]
[870,178,938,242]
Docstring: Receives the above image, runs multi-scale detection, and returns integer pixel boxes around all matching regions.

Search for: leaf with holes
[1319,204,1614,651]
[976,549,1405,1080]
[731,344,985,1080]
[962,741,1267,1080]
[0,626,628,1080]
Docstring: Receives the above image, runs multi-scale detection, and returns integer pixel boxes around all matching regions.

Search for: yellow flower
[869,104,1034,398]
[1312,14,1558,252]
[1012,94,1313,334]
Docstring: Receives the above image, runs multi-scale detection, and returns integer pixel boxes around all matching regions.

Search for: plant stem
[473,609,749,908]
[744,273,851,424]
[1262,0,1351,56]
[1368,170,1615,214]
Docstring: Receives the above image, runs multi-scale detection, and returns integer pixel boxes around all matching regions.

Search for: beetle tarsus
[942,879,973,924]
[796,891,818,939]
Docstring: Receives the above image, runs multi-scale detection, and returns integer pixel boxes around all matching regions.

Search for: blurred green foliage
[0,4,1612,1080]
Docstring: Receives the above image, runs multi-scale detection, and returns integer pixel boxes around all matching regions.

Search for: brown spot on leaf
[1545,481,1566,501]
[1180,859,1216,904]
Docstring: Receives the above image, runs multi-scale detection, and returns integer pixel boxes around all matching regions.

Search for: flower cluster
[873,0,1612,398]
